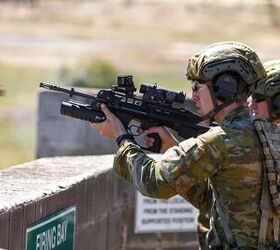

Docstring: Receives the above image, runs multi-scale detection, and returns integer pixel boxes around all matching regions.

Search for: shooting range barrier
[0,155,198,250]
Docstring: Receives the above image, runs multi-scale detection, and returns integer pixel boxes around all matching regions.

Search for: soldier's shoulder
[199,125,253,149]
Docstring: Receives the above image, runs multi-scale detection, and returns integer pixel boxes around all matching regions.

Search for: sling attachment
[206,202,221,249]
[208,181,239,250]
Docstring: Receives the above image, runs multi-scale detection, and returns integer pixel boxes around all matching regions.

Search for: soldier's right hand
[144,126,179,153]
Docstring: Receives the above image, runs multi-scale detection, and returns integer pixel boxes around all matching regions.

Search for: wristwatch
[116,134,135,147]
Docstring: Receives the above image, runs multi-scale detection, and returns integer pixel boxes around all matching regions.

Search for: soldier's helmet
[187,41,266,103]
[253,60,280,120]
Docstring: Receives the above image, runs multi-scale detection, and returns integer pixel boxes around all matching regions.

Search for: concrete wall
[37,89,118,158]
[0,155,198,250]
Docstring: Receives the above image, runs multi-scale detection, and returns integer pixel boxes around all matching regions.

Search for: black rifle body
[40,76,209,152]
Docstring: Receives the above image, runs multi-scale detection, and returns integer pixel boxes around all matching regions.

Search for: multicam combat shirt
[113,106,276,248]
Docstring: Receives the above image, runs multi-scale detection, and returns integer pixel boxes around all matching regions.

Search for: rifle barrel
[39,82,96,99]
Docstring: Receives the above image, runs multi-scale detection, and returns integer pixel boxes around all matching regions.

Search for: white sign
[135,192,198,233]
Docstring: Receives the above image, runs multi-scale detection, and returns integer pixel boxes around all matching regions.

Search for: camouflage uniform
[113,42,273,248]
[195,58,280,248]
[190,180,211,250]
[114,106,276,248]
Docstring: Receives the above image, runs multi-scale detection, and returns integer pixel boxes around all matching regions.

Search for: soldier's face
[191,82,214,116]
[248,99,269,119]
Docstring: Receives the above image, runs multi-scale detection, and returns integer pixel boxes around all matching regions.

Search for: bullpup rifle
[40,75,209,152]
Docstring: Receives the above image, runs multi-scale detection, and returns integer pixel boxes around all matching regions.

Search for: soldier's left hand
[90,104,126,138]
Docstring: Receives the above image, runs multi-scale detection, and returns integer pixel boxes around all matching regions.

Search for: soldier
[196,60,280,250]
[91,41,273,248]
[249,60,280,124]
[248,60,280,249]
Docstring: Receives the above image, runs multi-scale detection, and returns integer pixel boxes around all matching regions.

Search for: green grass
[0,64,56,108]
[0,64,56,169]
[0,119,35,168]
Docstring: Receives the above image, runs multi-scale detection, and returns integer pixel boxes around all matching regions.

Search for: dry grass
[0,0,279,71]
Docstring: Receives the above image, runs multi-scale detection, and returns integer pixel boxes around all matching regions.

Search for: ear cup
[213,73,240,100]
[272,94,280,110]
[269,94,280,120]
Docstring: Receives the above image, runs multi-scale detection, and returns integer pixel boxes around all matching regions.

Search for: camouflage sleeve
[113,127,227,202]
[113,141,177,199]
[185,181,212,212]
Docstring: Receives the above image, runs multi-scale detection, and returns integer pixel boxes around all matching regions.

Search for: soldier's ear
[272,94,280,111]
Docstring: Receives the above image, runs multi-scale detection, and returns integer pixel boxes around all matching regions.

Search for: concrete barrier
[0,155,198,250]
[37,89,118,158]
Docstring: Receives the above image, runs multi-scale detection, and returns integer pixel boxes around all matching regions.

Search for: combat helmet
[253,60,280,121]
[187,41,266,119]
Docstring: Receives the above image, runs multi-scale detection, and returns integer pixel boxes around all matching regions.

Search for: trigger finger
[137,128,144,134]
[100,104,113,119]
[146,136,155,144]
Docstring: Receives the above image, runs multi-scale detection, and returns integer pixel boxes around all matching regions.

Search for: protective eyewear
[191,81,204,92]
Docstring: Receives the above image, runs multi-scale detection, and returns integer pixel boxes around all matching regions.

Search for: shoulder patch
[179,138,207,165]
[198,126,227,161]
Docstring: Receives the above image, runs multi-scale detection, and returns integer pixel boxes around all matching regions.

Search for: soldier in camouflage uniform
[249,60,280,124]
[193,60,280,250]
[248,60,280,249]
[91,41,277,248]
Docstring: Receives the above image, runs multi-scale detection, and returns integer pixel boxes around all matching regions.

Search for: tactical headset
[265,82,280,120]
[200,58,257,119]
[203,58,256,100]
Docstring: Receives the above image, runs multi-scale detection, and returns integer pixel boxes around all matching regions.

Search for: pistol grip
[146,133,162,153]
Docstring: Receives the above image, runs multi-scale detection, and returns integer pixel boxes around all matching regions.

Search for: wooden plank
[9,207,24,250]
[22,203,36,249]
[0,212,10,249]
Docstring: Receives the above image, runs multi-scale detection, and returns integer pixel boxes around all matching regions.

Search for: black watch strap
[116,134,135,147]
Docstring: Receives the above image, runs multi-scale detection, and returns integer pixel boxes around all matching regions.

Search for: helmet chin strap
[264,97,275,123]
[201,82,234,123]
[269,110,279,123]
[201,100,234,122]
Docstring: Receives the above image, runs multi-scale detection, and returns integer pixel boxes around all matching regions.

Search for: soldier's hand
[90,104,126,138]
[144,126,179,153]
